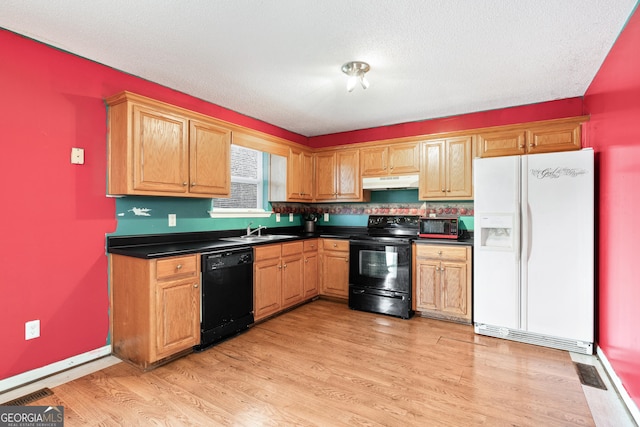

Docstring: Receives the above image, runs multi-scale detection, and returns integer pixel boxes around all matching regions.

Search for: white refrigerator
[473,149,594,354]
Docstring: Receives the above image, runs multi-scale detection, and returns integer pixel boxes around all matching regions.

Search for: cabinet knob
[441,188,446,192]
[446,189,450,192]
[345,258,349,263]
[191,182,196,186]
[305,258,308,263]
[182,182,188,186]
[176,264,182,270]
[438,251,443,255]
[333,243,337,247]
[193,283,199,288]
[278,264,282,269]
[529,142,535,148]
[283,264,287,269]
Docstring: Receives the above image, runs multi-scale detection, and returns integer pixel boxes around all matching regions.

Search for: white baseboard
[0,345,111,394]
[597,347,640,425]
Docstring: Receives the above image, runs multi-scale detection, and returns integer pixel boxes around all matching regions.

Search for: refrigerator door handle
[527,202,533,262]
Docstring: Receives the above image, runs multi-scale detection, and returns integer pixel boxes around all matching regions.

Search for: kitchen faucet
[246,222,267,236]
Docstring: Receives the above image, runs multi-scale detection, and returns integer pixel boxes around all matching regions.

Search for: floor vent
[1,388,53,406]
[575,363,607,390]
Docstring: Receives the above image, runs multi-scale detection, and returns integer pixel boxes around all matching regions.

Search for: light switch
[71,147,84,165]
[276,213,281,222]
[168,214,177,227]
[324,213,330,222]
[289,213,294,222]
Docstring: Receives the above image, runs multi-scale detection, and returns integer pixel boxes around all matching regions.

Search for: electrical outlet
[25,320,40,340]
[324,213,330,222]
[168,214,177,227]
[276,213,281,222]
[289,213,294,222]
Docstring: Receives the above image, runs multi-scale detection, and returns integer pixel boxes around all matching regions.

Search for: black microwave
[419,216,460,239]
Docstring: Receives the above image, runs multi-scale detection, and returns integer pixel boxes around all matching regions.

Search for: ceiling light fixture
[341,61,370,92]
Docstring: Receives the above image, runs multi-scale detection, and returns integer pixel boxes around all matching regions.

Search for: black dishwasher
[195,246,254,351]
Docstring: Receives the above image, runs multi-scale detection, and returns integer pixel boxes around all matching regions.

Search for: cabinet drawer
[254,244,281,260]
[322,239,349,252]
[416,245,469,261]
[156,254,198,280]
[281,241,303,257]
[303,239,318,252]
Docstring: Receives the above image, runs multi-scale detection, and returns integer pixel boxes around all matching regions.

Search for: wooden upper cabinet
[526,120,581,154]
[361,146,388,176]
[419,136,472,200]
[476,129,526,158]
[131,105,190,194]
[107,92,231,198]
[361,142,420,177]
[189,119,231,195]
[336,149,361,200]
[477,117,585,158]
[287,147,314,201]
[315,149,367,202]
[314,151,337,200]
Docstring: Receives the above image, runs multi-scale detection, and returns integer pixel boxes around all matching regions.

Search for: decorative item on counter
[302,212,321,233]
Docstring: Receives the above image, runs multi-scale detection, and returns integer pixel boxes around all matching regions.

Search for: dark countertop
[414,237,474,246]
[107,227,360,259]
[107,227,473,259]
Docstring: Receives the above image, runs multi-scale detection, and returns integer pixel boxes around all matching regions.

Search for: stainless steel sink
[220,234,298,243]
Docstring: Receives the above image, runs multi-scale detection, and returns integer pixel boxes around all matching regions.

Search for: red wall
[0,29,303,380]
[583,7,640,408]
[309,98,583,147]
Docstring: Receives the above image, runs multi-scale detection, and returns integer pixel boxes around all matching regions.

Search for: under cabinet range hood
[362,174,419,190]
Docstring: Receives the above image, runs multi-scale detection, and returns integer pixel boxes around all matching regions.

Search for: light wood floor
[24,299,596,426]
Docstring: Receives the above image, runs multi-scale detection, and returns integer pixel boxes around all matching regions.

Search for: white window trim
[208,208,273,219]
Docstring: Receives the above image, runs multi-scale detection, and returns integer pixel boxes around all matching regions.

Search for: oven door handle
[351,288,407,299]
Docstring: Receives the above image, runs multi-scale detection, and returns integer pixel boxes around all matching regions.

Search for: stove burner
[364,215,420,239]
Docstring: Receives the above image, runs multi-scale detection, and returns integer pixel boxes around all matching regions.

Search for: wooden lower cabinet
[413,243,472,324]
[319,238,350,299]
[111,253,201,369]
[254,241,311,322]
[303,239,319,299]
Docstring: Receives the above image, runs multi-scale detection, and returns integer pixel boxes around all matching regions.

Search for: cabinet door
[281,253,304,309]
[321,251,349,298]
[445,136,473,198]
[477,130,526,158]
[301,150,314,200]
[189,119,231,196]
[360,146,389,176]
[415,260,440,311]
[254,258,282,321]
[440,261,469,318]
[314,152,337,200]
[419,140,446,199]
[132,105,189,193]
[288,148,314,201]
[303,251,319,298]
[388,142,420,175]
[336,149,361,200]
[155,277,200,360]
[526,121,581,154]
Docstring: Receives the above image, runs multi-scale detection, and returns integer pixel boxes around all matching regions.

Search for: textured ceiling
[1,1,637,137]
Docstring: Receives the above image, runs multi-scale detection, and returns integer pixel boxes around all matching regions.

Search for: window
[211,145,271,217]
